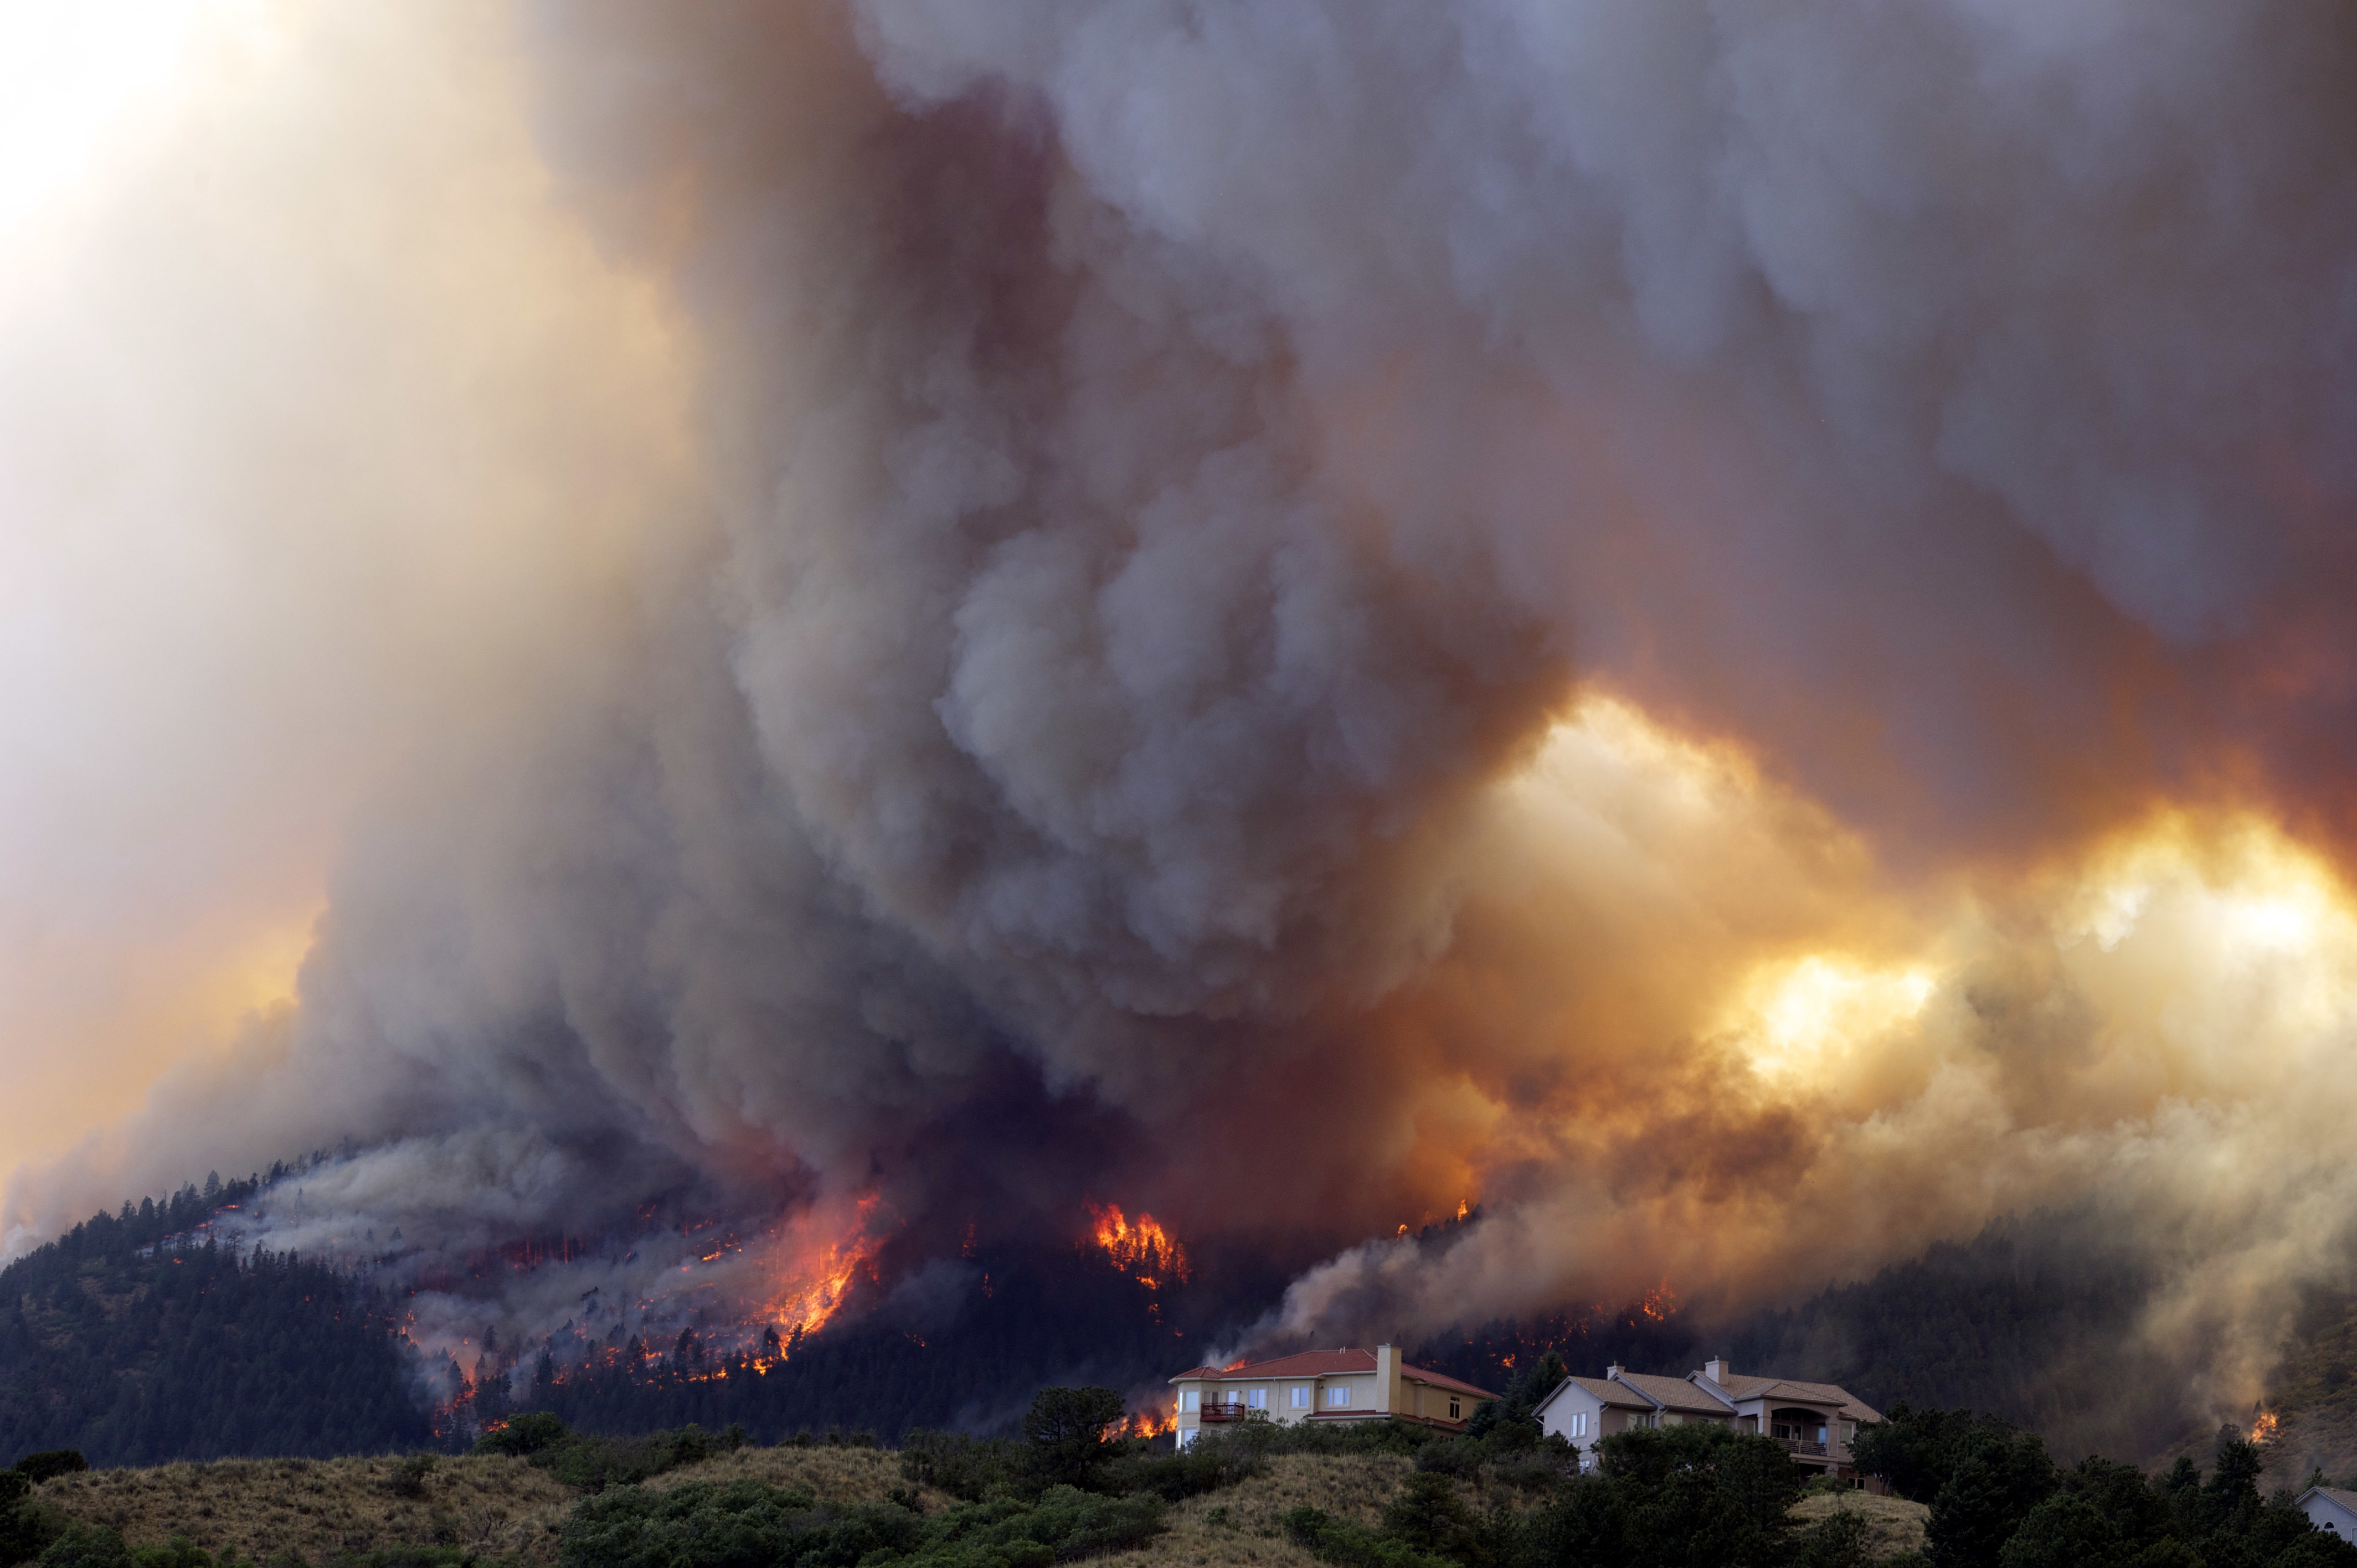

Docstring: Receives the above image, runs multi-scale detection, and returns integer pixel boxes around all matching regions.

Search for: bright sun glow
[1727,956,1939,1080]
[2058,816,2350,960]
[0,0,225,244]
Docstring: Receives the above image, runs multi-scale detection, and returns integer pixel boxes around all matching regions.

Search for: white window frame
[1247,1387,1267,1409]
[1290,1386,1310,1409]
[1180,1391,1198,1412]
[1329,1386,1351,1407]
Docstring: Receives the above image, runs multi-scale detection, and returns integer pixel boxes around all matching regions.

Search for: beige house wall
[1171,1346,1492,1445]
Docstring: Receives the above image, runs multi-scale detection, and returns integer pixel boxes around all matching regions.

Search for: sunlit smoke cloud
[7,0,2357,1435]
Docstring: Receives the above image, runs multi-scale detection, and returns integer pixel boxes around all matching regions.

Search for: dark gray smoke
[12,0,2357,1421]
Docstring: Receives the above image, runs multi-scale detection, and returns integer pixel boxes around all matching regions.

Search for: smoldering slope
[9,0,2357,1430]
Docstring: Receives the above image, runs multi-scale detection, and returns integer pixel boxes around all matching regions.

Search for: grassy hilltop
[11,1435,1929,1568]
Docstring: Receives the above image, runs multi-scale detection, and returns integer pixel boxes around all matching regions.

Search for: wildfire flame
[2252,1410,2280,1444]
[1128,1406,1173,1439]
[1088,1203,1190,1287]
[1638,1278,1681,1322]
[746,1194,885,1363]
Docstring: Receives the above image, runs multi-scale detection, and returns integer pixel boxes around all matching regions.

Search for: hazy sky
[0,1,695,1187]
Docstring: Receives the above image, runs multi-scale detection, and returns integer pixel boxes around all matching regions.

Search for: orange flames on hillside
[418,1193,892,1440]
[1637,1280,1680,1323]
[2252,1410,2280,1445]
[745,1194,885,1358]
[1089,1203,1189,1328]
[1089,1203,1190,1288]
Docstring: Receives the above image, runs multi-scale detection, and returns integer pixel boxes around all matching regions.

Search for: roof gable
[1534,1375,1658,1416]
[1174,1349,1499,1400]
[1401,1363,1499,1399]
[1614,1371,1736,1415]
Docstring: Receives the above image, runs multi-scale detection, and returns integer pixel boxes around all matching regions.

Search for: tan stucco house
[1168,1345,1498,1448]
[1531,1356,1885,1484]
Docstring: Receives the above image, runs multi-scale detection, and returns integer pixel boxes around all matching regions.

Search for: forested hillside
[0,1178,428,1466]
[457,1240,1259,1443]
[1,1180,2337,1472]
[1417,1209,2200,1466]
[1730,1209,2192,1463]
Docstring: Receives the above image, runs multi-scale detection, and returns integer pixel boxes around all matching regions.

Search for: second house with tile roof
[1531,1356,1885,1486]
[1168,1345,1499,1448]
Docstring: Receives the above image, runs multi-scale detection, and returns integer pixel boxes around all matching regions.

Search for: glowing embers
[1636,1279,1680,1323]
[1088,1203,1190,1290]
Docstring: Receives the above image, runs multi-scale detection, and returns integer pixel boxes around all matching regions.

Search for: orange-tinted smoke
[15,2,2357,1443]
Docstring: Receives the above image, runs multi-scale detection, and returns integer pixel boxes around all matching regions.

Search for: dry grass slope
[1790,1491,1929,1561]
[636,1446,949,1505]
[35,1443,1917,1567]
[44,1452,603,1564]
[1090,1454,1416,1568]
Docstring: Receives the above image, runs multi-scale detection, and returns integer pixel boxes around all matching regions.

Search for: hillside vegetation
[0,1177,426,1467]
[4,1380,2345,1568]
[12,1173,2348,1484]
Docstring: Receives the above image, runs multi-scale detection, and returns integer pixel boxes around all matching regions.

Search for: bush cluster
[1856,1405,2357,1568]
[558,1481,1162,1568]
[21,1386,2357,1568]
[470,1417,747,1493]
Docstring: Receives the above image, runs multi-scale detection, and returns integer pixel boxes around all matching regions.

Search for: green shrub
[474,1418,743,1494]
[384,1455,436,1501]
[127,1538,211,1568]
[38,1526,128,1568]
[1098,1443,1263,1502]
[900,1432,1015,1503]
[472,1414,569,1459]
[1282,1507,1451,1568]
[11,1458,87,1489]
[1788,1510,1874,1568]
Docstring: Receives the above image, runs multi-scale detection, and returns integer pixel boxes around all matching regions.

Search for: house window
[1290,1386,1310,1408]
[1248,1388,1267,1409]
[1449,1397,1461,1420]
[1574,1413,1588,1438]
[1180,1391,1198,1412]
[1330,1386,1351,1407]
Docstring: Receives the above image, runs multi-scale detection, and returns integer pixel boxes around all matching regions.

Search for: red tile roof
[1172,1349,1376,1381]
[1169,1349,1498,1399]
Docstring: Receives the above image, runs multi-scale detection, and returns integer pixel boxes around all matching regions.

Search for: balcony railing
[1198,1404,1248,1423]
[1774,1437,1830,1457]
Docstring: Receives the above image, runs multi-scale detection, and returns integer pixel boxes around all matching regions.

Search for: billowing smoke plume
[11,0,2357,1428]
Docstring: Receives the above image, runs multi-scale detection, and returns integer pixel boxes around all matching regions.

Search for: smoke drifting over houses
[9,0,2357,1425]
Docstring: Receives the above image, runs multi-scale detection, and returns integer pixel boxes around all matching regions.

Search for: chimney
[1704,1356,1732,1385]
[1376,1343,1398,1414]
[1607,1363,1625,1379]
